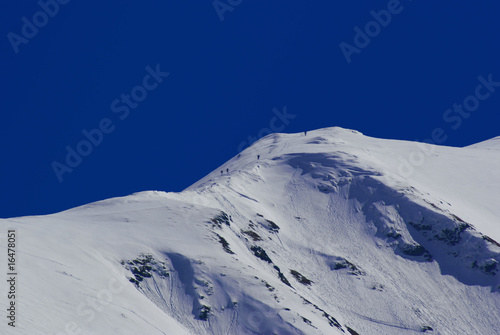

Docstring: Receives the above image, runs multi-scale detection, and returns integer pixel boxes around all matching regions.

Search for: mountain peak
[2,129,500,334]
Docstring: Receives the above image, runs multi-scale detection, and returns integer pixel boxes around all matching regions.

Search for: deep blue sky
[1,1,499,218]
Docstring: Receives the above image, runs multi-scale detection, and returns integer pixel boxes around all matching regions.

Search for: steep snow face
[2,127,500,335]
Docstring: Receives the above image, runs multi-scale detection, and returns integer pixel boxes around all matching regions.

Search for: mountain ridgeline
[2,127,500,335]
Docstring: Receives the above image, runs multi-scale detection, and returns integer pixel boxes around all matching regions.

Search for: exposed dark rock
[198,305,211,321]
[434,223,469,246]
[241,230,262,241]
[290,270,313,286]
[211,212,230,228]
[216,234,234,254]
[331,258,365,276]
[123,254,169,287]
[251,246,273,263]
[347,326,360,335]
[421,325,434,332]
[274,265,292,287]
[264,219,280,233]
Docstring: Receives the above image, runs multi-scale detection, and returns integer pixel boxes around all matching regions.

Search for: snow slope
[466,136,500,151]
[1,127,499,335]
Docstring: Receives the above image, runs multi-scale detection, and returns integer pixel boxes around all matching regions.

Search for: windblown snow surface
[1,127,500,335]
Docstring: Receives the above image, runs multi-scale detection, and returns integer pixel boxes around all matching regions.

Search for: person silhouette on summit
[257,155,260,160]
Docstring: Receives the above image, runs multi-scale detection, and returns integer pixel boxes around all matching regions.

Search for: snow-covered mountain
[2,127,500,335]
